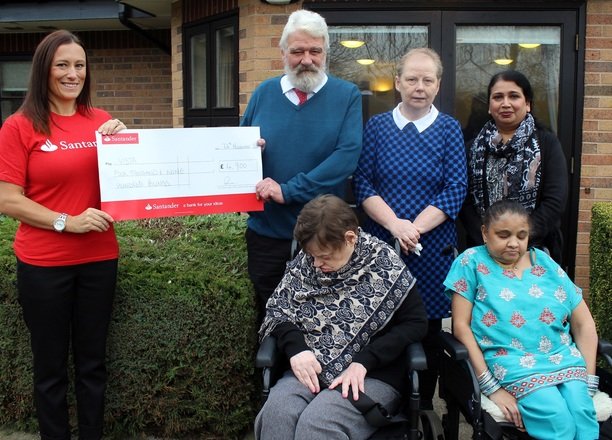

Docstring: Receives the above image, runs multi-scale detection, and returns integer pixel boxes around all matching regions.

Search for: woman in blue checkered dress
[352,48,467,408]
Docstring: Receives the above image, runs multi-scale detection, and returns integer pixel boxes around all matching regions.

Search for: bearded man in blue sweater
[241,9,363,323]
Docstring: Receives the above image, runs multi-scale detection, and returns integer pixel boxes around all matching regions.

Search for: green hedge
[0,214,258,439]
[590,202,612,344]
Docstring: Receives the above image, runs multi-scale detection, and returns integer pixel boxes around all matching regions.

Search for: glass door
[328,25,428,122]
[454,25,561,141]
[317,6,580,276]
[441,11,579,273]
[321,10,440,124]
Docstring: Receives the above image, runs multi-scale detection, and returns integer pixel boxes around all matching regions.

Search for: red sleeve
[0,113,34,186]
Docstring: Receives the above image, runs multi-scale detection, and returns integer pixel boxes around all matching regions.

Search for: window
[1,60,30,123]
[183,14,238,127]
[455,26,561,141]
[328,26,428,122]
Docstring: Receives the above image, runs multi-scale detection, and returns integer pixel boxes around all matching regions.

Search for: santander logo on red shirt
[40,139,59,152]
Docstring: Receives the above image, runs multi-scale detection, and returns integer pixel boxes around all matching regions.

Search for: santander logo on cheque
[102,133,139,145]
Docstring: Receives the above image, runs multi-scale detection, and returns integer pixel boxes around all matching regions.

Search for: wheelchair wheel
[419,409,445,440]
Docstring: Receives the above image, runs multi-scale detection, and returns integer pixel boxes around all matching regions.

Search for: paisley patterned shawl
[468,113,542,217]
[259,229,416,386]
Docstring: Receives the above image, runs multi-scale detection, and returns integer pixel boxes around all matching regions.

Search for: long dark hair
[20,30,93,135]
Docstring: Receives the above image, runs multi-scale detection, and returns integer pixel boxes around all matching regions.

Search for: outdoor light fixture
[357,59,376,65]
[519,43,541,49]
[340,40,365,48]
[260,0,299,4]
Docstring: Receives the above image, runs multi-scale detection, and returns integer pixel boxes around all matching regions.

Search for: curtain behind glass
[215,26,235,109]
[190,34,207,109]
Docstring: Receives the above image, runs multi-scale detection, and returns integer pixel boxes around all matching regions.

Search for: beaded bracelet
[587,374,599,397]
[478,369,501,397]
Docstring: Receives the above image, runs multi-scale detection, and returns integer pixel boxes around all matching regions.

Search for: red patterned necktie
[294,88,308,105]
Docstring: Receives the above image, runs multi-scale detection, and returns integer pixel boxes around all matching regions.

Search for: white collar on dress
[392,103,439,133]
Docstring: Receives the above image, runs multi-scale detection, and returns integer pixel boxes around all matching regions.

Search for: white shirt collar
[281,73,328,104]
[392,103,439,133]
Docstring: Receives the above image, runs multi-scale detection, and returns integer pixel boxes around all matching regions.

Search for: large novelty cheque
[96,127,263,220]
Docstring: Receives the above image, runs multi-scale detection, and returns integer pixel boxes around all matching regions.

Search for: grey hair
[397,47,443,79]
[279,10,330,51]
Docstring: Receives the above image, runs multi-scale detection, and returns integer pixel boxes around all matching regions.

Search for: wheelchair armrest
[598,338,612,367]
[439,330,469,361]
[255,336,278,368]
[598,339,612,356]
[405,341,427,371]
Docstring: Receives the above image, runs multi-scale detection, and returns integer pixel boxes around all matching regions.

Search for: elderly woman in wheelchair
[254,194,428,440]
[443,199,600,439]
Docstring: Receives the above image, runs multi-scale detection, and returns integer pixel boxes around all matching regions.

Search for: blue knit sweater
[241,75,363,239]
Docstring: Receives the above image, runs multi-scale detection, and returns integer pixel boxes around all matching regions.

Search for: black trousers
[245,228,294,327]
[418,318,442,410]
[17,258,117,440]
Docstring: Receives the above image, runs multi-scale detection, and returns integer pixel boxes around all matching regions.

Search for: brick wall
[578,0,612,295]
[90,47,172,128]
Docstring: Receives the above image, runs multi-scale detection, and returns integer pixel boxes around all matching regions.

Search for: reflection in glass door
[455,26,561,141]
[328,26,428,121]
[319,6,580,276]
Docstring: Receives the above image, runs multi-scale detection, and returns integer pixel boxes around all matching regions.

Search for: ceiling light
[372,78,394,92]
[518,43,541,49]
[260,0,299,4]
[357,59,375,65]
[340,40,365,48]
[494,59,513,65]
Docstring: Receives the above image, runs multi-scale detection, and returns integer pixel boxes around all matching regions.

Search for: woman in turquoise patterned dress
[444,199,598,439]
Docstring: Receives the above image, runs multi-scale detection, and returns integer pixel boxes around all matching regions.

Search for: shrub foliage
[589,202,612,344]
[0,214,257,439]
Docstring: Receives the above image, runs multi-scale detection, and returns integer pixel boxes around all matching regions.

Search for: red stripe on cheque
[102,193,263,221]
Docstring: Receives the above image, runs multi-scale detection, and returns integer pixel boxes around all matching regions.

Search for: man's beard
[285,63,326,93]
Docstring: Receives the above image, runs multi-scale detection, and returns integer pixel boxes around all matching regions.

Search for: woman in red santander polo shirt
[0,30,126,440]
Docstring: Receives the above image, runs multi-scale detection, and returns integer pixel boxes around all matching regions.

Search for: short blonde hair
[397,47,443,79]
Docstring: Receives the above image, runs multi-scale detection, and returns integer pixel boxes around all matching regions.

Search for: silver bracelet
[587,374,599,396]
[478,369,501,397]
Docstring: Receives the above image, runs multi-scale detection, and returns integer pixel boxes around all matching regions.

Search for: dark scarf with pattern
[468,113,542,217]
[259,229,415,386]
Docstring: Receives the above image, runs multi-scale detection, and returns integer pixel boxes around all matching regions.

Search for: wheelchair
[255,336,445,440]
[438,330,612,439]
